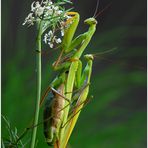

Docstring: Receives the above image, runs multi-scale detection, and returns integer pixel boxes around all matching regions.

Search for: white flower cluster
[23,0,72,48]
[43,30,62,48]
[23,0,70,26]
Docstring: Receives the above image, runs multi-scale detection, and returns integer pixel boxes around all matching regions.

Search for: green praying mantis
[41,11,97,147]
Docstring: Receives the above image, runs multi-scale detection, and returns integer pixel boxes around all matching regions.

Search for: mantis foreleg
[52,12,97,71]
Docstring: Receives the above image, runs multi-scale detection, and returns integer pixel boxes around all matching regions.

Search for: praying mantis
[42,11,97,147]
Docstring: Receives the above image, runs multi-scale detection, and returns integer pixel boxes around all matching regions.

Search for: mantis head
[84,54,94,60]
[84,18,97,25]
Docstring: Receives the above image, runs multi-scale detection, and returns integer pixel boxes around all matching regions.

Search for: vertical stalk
[30,22,42,148]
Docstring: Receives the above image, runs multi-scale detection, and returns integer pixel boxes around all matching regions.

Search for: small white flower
[43,33,48,43]
[23,13,34,26]
[48,1,53,5]
[45,6,51,10]
[36,7,44,16]
[48,43,53,48]
[47,9,53,16]
[54,6,59,11]
[31,2,36,11]
[48,30,53,36]
[42,0,48,4]
[55,10,63,16]
[61,29,64,36]
[52,36,56,42]
[31,1,45,17]
[56,38,62,43]
[35,1,41,8]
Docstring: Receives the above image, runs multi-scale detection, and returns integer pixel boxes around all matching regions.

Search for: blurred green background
[2,0,146,147]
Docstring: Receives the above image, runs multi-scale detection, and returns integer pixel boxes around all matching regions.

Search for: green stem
[30,22,42,148]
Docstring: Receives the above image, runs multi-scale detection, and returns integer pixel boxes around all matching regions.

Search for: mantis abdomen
[43,83,65,146]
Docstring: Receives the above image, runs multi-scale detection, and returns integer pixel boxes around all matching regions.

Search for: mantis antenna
[92,47,117,57]
[94,2,112,19]
[93,0,100,18]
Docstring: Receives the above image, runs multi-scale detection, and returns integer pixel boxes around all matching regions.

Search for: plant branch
[30,22,42,148]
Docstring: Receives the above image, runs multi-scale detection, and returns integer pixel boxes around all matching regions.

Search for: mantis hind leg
[40,72,68,106]
[61,95,93,128]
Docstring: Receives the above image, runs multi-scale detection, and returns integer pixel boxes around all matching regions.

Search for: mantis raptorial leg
[52,11,97,70]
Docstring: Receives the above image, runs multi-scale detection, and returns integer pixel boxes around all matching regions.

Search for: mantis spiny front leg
[52,12,97,71]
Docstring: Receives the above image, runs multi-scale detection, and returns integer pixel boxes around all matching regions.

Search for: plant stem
[30,22,42,148]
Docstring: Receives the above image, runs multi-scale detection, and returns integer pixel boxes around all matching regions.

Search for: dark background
[2,0,147,147]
